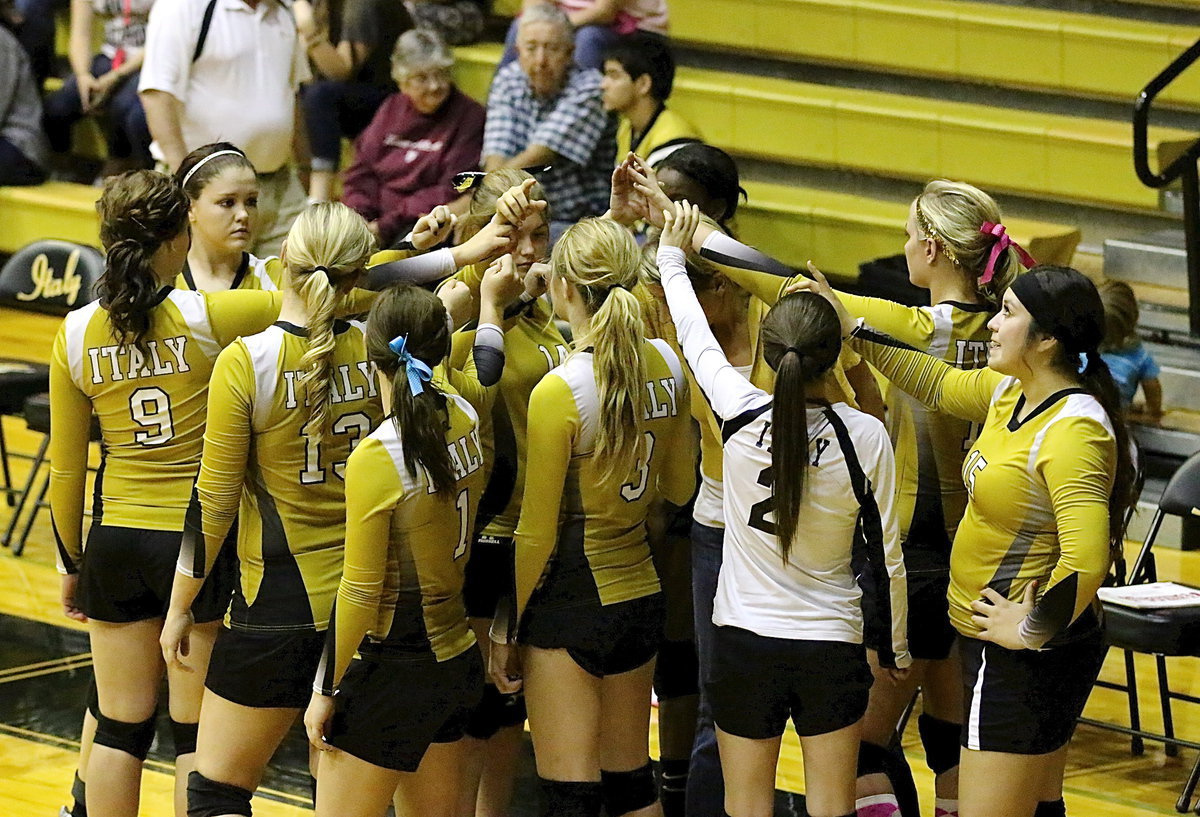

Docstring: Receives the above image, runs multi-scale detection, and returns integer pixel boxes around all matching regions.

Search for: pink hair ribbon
[979,222,1037,285]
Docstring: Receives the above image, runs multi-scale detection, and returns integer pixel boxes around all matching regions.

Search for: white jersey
[657,245,911,668]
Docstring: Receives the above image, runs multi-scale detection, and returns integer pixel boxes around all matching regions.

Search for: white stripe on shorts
[967,646,987,751]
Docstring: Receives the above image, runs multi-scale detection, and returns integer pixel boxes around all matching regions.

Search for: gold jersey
[174,253,282,292]
[316,375,490,694]
[851,327,1116,647]
[180,320,384,632]
[838,293,992,568]
[49,288,283,573]
[515,339,695,620]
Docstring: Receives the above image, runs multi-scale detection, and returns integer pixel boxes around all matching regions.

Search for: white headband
[181,149,245,189]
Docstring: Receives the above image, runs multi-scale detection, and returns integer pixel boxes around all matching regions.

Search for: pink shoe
[855,794,900,817]
[934,798,959,817]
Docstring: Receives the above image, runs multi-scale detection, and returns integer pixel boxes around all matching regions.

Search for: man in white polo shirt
[139,0,310,255]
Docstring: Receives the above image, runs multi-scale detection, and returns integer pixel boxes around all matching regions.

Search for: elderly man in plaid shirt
[483,2,615,239]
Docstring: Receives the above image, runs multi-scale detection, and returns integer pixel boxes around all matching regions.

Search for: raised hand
[786,261,856,338]
[608,155,645,226]
[411,205,457,251]
[496,178,548,227]
[454,215,514,268]
[438,278,476,331]
[661,200,701,250]
[482,253,526,310]
[627,155,674,230]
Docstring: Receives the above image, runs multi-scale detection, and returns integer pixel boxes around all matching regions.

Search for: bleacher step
[1105,229,1189,289]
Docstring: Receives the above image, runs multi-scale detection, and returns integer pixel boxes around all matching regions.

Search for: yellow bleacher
[0,182,100,255]
[668,0,1200,109]
[451,43,1194,211]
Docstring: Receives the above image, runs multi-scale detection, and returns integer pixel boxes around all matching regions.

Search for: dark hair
[365,284,456,495]
[175,142,256,200]
[1020,266,1137,553]
[603,33,676,101]
[655,143,747,227]
[96,170,191,349]
[759,292,842,562]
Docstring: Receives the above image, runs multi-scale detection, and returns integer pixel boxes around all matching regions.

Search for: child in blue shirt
[1100,279,1163,422]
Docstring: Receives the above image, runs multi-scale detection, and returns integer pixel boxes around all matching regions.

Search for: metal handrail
[1133,37,1200,336]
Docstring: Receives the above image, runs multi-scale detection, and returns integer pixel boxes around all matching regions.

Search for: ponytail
[1079,352,1137,554]
[588,286,649,482]
[759,292,842,563]
[95,170,191,350]
[365,284,456,495]
[551,218,649,483]
[282,203,376,444]
[770,349,810,562]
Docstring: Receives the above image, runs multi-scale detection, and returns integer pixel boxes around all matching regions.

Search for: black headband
[1009,272,1101,356]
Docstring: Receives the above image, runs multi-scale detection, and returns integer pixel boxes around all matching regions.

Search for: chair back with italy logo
[0,239,104,316]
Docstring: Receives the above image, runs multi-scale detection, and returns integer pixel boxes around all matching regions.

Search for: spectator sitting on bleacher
[1099,278,1165,424]
[138,0,310,256]
[293,0,413,203]
[600,33,699,168]
[0,4,49,186]
[408,0,485,46]
[499,0,668,70]
[10,0,63,87]
[341,29,485,249]
[42,0,154,181]
[483,2,614,240]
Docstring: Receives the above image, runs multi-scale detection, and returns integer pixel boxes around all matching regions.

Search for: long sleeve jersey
[178,320,384,632]
[513,338,695,628]
[175,252,281,292]
[314,373,493,695]
[49,288,284,573]
[849,324,1116,647]
[659,246,910,666]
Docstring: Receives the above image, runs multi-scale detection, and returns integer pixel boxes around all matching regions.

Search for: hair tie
[978,222,1037,285]
[609,282,630,293]
[180,149,244,189]
[313,265,329,275]
[1077,351,1090,375]
[388,334,434,396]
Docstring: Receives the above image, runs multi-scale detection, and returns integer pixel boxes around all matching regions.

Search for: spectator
[138,0,310,256]
[500,0,668,70]
[341,29,485,248]
[601,33,699,167]
[1099,278,1164,422]
[408,0,485,46]
[294,0,413,203]
[0,11,49,186]
[483,2,614,240]
[10,0,63,86]
[43,0,154,180]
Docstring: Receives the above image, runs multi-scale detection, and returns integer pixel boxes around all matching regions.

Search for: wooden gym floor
[1,308,1198,816]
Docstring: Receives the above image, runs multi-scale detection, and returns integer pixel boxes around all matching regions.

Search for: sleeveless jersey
[179,320,384,632]
[49,287,282,573]
[850,325,1116,648]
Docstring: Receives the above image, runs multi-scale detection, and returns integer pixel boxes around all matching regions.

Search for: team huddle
[47,144,1134,817]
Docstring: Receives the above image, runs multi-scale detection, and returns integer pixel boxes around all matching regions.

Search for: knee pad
[539,778,603,817]
[1033,799,1066,817]
[857,740,892,777]
[600,763,657,816]
[187,771,253,817]
[93,710,156,761]
[917,713,962,775]
[170,718,198,757]
[654,639,700,701]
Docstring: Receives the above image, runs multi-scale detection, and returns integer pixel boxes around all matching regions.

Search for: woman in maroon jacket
[341,28,486,248]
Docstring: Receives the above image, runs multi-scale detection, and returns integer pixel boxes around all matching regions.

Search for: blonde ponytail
[551,218,648,482]
[283,202,377,443]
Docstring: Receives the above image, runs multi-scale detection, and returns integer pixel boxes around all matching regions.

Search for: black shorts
[78,524,231,623]
[463,535,514,619]
[653,638,699,700]
[521,593,664,678]
[709,625,872,740]
[861,567,956,661]
[327,647,484,771]
[464,682,527,740]
[204,626,326,709]
[959,627,1105,755]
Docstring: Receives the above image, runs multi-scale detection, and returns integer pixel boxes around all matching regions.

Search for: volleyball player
[150,203,382,817]
[444,170,567,817]
[663,179,1033,817]
[658,201,909,817]
[303,258,523,817]
[487,217,694,817]
[799,265,1135,817]
[49,170,290,817]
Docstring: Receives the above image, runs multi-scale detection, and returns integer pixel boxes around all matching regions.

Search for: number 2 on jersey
[130,386,174,446]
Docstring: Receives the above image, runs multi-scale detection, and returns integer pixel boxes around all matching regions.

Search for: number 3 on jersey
[130,386,174,445]
[620,432,657,502]
[299,412,374,484]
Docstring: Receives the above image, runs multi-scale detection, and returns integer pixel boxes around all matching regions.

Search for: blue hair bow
[388,334,433,396]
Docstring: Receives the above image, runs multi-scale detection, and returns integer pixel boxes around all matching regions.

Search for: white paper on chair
[1098,582,1200,609]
